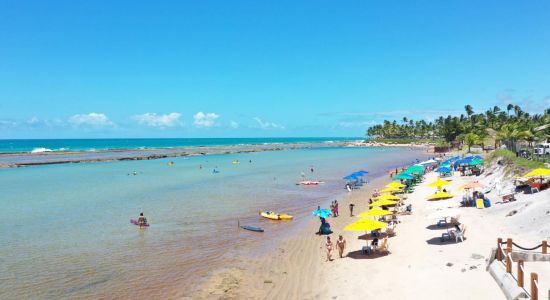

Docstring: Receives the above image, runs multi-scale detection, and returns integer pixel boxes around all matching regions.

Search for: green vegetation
[366,104,550,149]
[486,149,546,175]
[366,137,443,144]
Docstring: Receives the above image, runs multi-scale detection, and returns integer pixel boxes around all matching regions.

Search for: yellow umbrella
[427,191,455,200]
[386,182,406,189]
[523,168,550,178]
[357,208,393,218]
[369,199,399,207]
[344,218,388,231]
[373,194,401,201]
[428,178,451,189]
[380,186,402,193]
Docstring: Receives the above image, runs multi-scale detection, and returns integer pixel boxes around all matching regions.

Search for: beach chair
[454,225,466,243]
[450,216,460,225]
[476,199,484,209]
[376,238,389,254]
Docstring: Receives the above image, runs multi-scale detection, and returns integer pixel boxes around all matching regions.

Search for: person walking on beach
[325,236,333,261]
[334,200,339,217]
[349,203,355,216]
[336,235,346,258]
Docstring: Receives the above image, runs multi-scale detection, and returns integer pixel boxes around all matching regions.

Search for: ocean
[0,145,428,299]
[0,137,360,153]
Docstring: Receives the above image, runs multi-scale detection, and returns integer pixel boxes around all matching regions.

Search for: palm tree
[463,132,481,153]
[465,105,474,118]
[507,104,514,116]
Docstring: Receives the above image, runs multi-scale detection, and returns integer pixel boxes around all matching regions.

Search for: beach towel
[476,199,484,209]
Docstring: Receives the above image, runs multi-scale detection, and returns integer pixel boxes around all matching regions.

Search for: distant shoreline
[0,141,433,168]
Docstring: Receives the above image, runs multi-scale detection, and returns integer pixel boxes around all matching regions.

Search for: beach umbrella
[357,208,393,218]
[386,182,406,189]
[356,170,369,175]
[427,191,455,201]
[379,186,402,193]
[404,165,424,174]
[523,168,550,178]
[369,199,399,207]
[312,209,332,218]
[373,194,401,201]
[468,159,484,166]
[435,166,451,173]
[344,218,388,232]
[342,175,358,180]
[428,208,461,220]
[351,171,365,177]
[393,173,414,180]
[460,181,486,190]
[428,178,451,189]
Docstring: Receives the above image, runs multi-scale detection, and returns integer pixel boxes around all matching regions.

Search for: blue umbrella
[351,171,364,177]
[313,209,332,218]
[343,175,358,180]
[436,166,451,173]
[356,170,369,175]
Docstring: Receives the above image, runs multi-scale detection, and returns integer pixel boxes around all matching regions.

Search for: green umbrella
[468,159,484,166]
[404,165,424,174]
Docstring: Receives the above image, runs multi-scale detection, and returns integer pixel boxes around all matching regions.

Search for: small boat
[297,180,324,186]
[238,220,263,232]
[261,211,293,220]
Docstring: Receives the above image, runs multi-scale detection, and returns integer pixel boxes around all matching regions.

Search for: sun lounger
[437,218,447,227]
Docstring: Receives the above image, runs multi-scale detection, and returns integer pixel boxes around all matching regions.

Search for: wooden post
[518,260,524,287]
[506,253,512,273]
[531,273,538,300]
[507,238,513,254]
[497,238,503,261]
[542,240,547,254]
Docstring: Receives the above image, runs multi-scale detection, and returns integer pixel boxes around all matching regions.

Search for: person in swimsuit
[325,236,333,261]
[336,235,346,258]
[138,212,147,228]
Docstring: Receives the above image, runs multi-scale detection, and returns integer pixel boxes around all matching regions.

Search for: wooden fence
[496,238,549,300]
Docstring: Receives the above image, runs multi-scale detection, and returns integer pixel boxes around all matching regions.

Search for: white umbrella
[428,208,461,220]
[426,201,459,211]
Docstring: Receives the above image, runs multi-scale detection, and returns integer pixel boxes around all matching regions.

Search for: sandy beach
[196,156,550,299]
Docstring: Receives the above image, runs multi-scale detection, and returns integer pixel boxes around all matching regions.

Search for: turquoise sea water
[0,146,427,299]
[0,137,360,153]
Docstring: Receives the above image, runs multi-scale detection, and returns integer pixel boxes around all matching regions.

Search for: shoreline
[0,141,432,168]
[195,152,550,299]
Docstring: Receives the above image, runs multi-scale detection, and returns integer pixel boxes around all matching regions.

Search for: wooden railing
[496,238,549,300]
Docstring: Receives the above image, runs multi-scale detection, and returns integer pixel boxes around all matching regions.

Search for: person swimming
[137,212,147,228]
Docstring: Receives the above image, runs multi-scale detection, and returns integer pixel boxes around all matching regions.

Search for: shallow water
[0,146,427,299]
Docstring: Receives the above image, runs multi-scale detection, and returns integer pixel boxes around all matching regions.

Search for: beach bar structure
[487,237,550,299]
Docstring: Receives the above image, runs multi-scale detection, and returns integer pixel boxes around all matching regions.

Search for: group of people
[325,235,347,261]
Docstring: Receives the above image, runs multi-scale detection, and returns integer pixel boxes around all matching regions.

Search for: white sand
[196,161,550,299]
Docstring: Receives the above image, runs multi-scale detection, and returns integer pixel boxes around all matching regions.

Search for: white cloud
[68,113,114,127]
[229,121,239,129]
[253,117,284,129]
[133,112,182,127]
[193,112,219,127]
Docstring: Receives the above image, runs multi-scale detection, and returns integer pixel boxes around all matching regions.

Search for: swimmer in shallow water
[137,212,147,228]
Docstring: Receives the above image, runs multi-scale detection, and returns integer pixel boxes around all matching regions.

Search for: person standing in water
[349,203,355,216]
[138,212,147,228]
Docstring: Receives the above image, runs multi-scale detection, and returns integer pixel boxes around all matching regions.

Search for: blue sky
[1,1,549,138]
